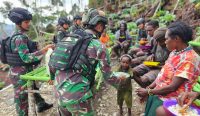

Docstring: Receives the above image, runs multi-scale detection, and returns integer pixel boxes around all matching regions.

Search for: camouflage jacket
[55,26,69,43]
[9,29,43,76]
[53,30,122,106]
[71,24,83,33]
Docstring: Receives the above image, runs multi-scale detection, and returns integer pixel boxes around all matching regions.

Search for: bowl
[163,99,200,116]
[112,72,130,78]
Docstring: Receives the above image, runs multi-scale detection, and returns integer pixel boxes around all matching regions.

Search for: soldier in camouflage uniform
[71,15,83,33]
[53,17,71,43]
[49,8,126,116]
[7,8,54,115]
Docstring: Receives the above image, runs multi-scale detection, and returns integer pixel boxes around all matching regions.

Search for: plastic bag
[45,48,53,76]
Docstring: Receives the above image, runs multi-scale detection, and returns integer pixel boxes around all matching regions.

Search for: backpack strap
[68,34,92,69]
[58,31,69,42]
[70,34,98,88]
[8,33,23,53]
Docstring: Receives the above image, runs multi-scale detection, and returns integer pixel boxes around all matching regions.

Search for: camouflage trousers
[58,99,94,116]
[9,74,45,116]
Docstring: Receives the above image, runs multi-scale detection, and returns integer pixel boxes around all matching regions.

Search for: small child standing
[112,54,133,116]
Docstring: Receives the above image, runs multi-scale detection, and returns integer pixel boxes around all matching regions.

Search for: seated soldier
[132,27,170,88]
[111,21,132,58]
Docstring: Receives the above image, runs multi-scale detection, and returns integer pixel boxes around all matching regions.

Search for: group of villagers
[100,17,200,116]
[6,6,200,116]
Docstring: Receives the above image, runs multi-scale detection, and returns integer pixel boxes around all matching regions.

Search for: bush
[153,10,176,25]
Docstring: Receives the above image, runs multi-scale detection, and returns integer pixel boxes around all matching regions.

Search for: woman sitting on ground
[136,21,200,116]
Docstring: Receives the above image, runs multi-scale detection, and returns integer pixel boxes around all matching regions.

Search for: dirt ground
[0,60,145,116]
[0,81,145,116]
[94,81,145,116]
[0,71,10,86]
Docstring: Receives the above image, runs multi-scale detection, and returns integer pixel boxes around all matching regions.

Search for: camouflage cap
[82,8,108,26]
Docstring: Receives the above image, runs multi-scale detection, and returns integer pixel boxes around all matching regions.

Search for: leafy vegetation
[153,10,176,25]
[108,13,119,20]
[190,0,200,4]
[127,22,137,37]
[130,5,147,18]
[195,2,200,15]
[196,27,200,37]
[0,0,81,40]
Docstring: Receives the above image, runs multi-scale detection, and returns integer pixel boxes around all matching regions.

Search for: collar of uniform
[85,29,97,39]
[14,29,27,37]
[57,25,66,32]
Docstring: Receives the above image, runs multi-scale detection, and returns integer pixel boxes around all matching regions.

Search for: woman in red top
[136,21,200,116]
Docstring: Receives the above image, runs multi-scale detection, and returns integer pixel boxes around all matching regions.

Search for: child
[112,54,133,116]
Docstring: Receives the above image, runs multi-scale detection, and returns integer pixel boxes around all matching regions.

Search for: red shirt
[155,48,200,100]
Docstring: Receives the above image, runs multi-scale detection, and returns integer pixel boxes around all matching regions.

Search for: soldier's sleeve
[15,36,43,63]
[56,31,65,42]
[97,44,121,88]
[70,26,75,32]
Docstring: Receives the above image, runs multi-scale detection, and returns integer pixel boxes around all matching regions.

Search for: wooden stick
[28,87,37,116]
[153,0,161,17]
[25,89,53,95]
[173,0,180,14]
